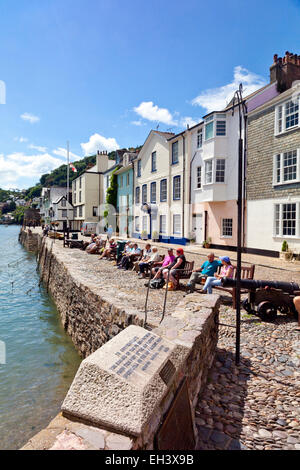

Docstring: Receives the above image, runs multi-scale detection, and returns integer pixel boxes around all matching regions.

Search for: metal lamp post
[232,83,247,365]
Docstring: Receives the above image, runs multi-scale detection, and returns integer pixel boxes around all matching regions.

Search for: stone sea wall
[20,229,220,450]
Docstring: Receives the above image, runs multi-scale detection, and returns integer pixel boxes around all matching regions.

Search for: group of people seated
[83,235,234,294]
[186,252,233,294]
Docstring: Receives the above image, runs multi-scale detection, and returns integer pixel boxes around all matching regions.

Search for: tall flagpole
[67,141,70,231]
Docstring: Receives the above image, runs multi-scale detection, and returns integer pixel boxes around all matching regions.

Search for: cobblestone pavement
[195,305,300,450]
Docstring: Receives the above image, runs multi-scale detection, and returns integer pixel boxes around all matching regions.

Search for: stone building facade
[247,84,300,255]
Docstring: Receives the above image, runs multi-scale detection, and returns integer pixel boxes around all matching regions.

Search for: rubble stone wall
[20,229,220,450]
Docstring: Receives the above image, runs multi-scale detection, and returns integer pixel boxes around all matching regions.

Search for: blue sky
[0,0,300,189]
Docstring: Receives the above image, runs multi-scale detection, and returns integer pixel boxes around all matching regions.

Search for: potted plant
[141,230,148,240]
[189,231,196,244]
[280,240,289,260]
[152,230,159,242]
[202,237,212,249]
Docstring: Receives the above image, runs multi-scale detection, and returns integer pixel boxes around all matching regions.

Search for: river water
[0,225,81,450]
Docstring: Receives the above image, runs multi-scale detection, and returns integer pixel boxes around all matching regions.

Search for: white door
[193,214,203,244]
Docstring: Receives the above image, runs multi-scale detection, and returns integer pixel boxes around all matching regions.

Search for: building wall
[247,104,300,201]
[189,111,240,247]
[247,197,300,253]
[132,132,188,244]
[247,90,300,253]
[117,167,134,237]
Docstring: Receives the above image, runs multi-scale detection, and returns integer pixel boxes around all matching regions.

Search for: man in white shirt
[138,247,160,278]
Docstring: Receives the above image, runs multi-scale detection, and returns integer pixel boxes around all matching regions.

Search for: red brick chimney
[270,51,300,92]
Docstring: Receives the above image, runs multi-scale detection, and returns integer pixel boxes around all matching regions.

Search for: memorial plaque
[62,325,179,436]
[155,379,195,450]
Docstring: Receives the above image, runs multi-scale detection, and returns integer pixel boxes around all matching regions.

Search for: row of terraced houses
[68,52,300,257]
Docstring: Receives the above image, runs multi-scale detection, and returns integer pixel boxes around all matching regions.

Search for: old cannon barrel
[221,278,299,293]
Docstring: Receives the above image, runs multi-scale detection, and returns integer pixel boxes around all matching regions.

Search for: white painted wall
[247,197,300,253]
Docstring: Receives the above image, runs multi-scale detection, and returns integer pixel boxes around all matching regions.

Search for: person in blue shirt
[186,253,222,293]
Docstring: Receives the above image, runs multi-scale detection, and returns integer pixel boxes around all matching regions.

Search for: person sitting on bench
[98,239,117,260]
[201,256,234,294]
[148,249,175,282]
[138,247,160,278]
[162,248,186,290]
[186,253,222,294]
[133,243,152,272]
[86,238,101,254]
[119,243,141,270]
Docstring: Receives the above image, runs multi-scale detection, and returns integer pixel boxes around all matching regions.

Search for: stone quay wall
[20,229,220,450]
[20,230,144,358]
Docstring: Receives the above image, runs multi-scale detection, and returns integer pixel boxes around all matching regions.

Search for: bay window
[205,160,213,184]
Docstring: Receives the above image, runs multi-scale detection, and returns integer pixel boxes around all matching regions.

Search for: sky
[0,0,300,190]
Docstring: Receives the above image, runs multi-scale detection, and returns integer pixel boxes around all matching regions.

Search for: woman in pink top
[150,248,175,280]
[202,256,233,294]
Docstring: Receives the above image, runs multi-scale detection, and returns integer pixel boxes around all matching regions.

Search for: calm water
[0,225,81,450]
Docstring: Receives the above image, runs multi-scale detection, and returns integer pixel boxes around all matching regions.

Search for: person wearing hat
[201,256,234,294]
[186,253,222,294]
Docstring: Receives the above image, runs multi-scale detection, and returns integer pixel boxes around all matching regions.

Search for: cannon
[221,278,300,321]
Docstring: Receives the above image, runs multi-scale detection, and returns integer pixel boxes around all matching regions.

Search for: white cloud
[180,116,200,128]
[29,144,48,153]
[20,112,40,124]
[134,101,176,126]
[0,152,65,189]
[80,133,120,155]
[53,147,81,161]
[191,66,267,113]
[131,120,145,126]
[14,137,28,143]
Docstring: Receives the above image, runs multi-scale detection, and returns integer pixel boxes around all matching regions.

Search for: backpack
[150,278,165,289]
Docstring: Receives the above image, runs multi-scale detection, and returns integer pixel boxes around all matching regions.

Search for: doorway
[192,214,203,244]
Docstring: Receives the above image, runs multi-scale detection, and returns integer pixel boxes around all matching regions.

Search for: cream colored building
[72,151,115,231]
[132,130,191,245]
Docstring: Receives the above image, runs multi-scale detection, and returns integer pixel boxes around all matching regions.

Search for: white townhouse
[39,187,72,226]
[72,151,115,231]
[132,130,191,245]
[50,195,74,231]
[188,109,242,249]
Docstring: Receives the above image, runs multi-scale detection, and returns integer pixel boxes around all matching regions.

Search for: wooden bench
[213,264,255,307]
[173,261,195,290]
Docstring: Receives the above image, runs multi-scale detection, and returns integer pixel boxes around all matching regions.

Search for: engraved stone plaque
[62,325,180,436]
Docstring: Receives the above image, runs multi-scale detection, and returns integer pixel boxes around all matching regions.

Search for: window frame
[273,202,299,238]
[135,216,140,232]
[150,181,156,204]
[215,158,226,183]
[204,159,213,184]
[173,175,181,201]
[172,141,179,165]
[273,149,300,186]
[221,218,233,238]
[159,214,166,234]
[160,179,167,202]
[135,186,140,205]
[137,160,142,178]
[275,97,300,135]
[142,184,147,204]
[151,151,157,172]
[196,166,202,189]
[197,129,203,149]
[173,214,181,235]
